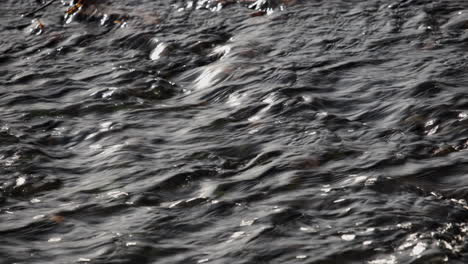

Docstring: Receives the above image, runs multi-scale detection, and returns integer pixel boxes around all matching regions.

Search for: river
[1,0,468,263]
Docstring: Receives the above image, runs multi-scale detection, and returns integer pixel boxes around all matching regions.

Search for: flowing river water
[2,0,468,263]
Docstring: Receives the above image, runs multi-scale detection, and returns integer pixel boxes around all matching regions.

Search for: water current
[2,0,468,263]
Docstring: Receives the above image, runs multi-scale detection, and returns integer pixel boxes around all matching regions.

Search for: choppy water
[2,0,468,263]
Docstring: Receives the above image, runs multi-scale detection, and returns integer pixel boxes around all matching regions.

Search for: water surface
[2,0,468,263]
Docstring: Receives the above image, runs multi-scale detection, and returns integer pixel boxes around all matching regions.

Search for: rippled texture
[2,0,468,263]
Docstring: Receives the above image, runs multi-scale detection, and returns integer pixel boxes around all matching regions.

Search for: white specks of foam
[107,191,129,199]
[300,226,318,233]
[410,242,427,256]
[126,242,137,247]
[458,112,467,121]
[230,231,245,239]
[211,45,231,59]
[341,234,356,241]
[30,198,41,204]
[48,237,62,243]
[15,177,26,187]
[240,219,255,226]
[368,255,396,264]
[33,214,45,220]
[227,92,246,107]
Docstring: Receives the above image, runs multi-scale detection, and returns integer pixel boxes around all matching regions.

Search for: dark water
[2,0,468,263]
